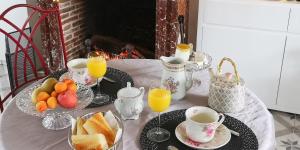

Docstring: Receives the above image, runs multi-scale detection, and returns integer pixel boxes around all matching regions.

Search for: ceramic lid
[117,82,141,98]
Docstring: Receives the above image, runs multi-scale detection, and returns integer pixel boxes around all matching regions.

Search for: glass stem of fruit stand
[96,78,101,95]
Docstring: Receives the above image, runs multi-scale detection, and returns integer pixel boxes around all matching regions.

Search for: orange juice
[148,88,171,112]
[176,43,191,52]
[87,57,107,78]
[175,43,192,61]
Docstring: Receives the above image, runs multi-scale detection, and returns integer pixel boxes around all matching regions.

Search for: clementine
[37,92,50,102]
[47,97,58,109]
[67,83,77,93]
[54,82,67,93]
[51,91,58,97]
[36,101,47,112]
[63,78,75,85]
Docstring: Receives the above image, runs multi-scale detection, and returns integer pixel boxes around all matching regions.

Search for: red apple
[57,90,77,108]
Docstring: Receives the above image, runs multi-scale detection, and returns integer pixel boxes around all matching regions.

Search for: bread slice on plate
[83,112,116,147]
[76,117,87,135]
[71,134,108,150]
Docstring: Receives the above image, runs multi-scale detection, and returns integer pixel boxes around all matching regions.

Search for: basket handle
[217,57,240,84]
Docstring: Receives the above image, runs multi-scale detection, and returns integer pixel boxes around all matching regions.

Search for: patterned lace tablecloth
[0,59,275,150]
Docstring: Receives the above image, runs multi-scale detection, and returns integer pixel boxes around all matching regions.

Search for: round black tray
[140,109,258,150]
[88,67,134,108]
[48,67,134,108]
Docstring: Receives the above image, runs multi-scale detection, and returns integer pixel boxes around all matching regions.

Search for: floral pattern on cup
[203,124,215,137]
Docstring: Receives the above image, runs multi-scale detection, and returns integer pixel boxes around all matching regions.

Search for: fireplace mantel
[38,0,189,59]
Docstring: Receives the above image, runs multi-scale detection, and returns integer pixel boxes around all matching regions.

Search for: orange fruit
[51,91,58,97]
[54,82,67,93]
[36,101,48,112]
[67,83,77,93]
[63,79,75,85]
[47,97,58,109]
[37,92,50,102]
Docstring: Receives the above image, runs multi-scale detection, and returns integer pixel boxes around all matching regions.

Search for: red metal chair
[0,4,68,112]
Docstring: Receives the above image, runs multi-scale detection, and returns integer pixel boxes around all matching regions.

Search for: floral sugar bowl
[114,82,145,120]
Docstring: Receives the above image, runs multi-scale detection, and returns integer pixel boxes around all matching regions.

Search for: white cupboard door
[204,0,290,31]
[277,35,300,111]
[202,25,285,107]
[288,7,300,34]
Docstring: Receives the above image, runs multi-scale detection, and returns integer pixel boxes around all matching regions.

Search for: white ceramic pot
[114,82,145,120]
[160,56,193,100]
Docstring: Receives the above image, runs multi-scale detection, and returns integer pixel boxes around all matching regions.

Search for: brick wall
[59,0,87,60]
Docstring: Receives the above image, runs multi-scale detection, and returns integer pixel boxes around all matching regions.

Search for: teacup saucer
[59,72,98,87]
[175,121,231,149]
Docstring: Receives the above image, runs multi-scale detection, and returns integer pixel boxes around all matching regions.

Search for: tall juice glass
[87,51,109,104]
[147,87,171,142]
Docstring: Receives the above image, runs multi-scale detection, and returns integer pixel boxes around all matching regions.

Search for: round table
[0,59,275,150]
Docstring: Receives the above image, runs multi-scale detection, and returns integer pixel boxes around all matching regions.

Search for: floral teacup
[185,106,225,143]
[67,58,91,85]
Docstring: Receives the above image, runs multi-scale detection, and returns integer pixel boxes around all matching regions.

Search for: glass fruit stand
[16,79,94,130]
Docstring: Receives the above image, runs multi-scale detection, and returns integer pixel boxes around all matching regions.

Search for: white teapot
[114,82,145,120]
[160,56,193,100]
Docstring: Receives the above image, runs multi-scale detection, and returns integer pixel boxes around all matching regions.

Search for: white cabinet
[197,0,300,114]
[288,8,300,34]
[204,0,290,31]
[277,35,300,114]
[202,25,285,107]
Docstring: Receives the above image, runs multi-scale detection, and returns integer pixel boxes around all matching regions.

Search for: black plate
[140,109,258,150]
[47,67,134,108]
[88,67,134,108]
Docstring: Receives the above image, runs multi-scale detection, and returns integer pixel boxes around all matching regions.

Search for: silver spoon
[230,129,240,136]
[168,145,179,150]
[103,76,116,83]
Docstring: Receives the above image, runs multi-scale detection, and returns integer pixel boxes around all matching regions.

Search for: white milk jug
[160,56,193,100]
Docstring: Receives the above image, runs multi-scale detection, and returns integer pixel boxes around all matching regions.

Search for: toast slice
[72,134,108,150]
[76,117,88,135]
[83,112,116,147]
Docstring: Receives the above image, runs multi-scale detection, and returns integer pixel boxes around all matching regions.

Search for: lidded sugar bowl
[114,82,145,120]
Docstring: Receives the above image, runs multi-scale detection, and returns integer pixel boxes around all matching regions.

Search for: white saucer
[59,72,99,87]
[175,121,231,149]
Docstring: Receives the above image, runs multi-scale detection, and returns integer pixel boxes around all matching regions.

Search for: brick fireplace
[56,0,188,59]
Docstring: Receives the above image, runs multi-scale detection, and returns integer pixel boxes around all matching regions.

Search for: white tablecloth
[0,59,275,150]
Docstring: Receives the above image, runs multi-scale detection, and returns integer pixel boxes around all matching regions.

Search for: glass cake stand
[16,79,94,130]
[186,52,212,71]
[185,52,212,87]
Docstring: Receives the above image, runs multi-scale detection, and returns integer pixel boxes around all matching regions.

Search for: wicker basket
[208,57,245,113]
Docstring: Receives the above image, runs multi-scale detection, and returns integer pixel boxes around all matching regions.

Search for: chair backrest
[5,28,35,93]
[0,4,68,112]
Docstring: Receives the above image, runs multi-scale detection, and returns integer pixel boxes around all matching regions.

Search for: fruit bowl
[16,79,94,130]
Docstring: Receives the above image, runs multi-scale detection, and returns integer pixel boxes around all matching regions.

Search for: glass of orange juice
[147,85,172,142]
[87,51,109,104]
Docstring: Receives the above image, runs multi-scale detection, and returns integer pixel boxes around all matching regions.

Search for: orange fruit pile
[33,78,77,112]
